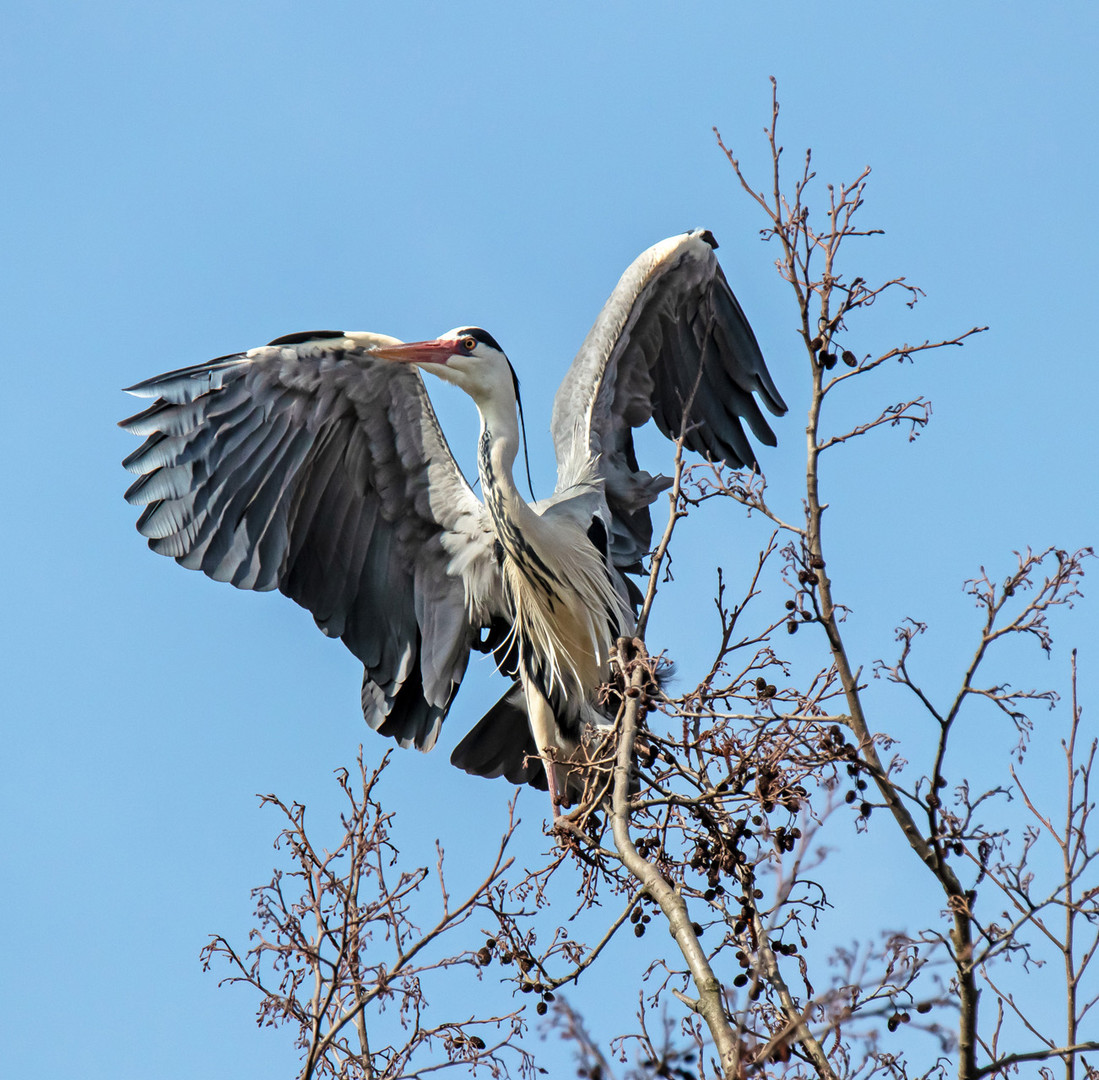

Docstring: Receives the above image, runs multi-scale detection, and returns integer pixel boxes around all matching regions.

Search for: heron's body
[120,230,786,806]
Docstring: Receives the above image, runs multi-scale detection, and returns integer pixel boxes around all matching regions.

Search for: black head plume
[507,359,536,501]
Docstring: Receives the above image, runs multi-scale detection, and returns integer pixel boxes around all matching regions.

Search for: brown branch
[973,1041,1099,1079]
[609,637,741,1078]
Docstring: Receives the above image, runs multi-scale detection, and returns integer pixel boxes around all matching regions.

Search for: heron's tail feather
[450,683,549,790]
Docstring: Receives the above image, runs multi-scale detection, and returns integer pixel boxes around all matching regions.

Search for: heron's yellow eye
[462,336,477,352]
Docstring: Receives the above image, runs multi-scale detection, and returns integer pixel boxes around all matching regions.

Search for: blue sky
[3,4,1097,1077]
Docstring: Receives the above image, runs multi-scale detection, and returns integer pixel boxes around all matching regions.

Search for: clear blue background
[3,3,1096,1077]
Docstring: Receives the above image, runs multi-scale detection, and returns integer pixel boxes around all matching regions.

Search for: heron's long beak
[371,339,455,365]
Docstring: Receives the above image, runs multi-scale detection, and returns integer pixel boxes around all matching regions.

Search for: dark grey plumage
[120,332,501,752]
[450,684,548,789]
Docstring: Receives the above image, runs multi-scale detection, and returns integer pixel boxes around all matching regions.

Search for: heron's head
[372,326,518,408]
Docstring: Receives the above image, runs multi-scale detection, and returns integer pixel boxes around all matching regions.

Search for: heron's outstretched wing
[120,331,504,751]
[551,229,787,567]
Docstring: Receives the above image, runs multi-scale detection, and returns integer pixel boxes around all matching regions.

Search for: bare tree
[201,752,530,1079]
[203,82,1098,1080]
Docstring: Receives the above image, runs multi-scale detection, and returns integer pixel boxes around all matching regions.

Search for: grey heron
[120,229,786,808]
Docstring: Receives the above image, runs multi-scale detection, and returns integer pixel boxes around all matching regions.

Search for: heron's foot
[546,770,574,818]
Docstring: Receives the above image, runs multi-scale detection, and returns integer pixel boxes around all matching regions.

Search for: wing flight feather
[120,332,503,750]
[551,229,787,567]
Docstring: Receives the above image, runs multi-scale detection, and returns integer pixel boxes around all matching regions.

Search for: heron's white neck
[474,386,528,531]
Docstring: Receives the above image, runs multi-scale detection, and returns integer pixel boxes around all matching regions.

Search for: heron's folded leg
[522,679,573,816]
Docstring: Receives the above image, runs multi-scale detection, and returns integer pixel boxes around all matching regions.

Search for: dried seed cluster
[754,675,778,700]
[629,901,653,938]
[772,823,802,854]
[452,1032,487,1052]
[819,725,873,820]
[755,761,806,815]
[479,936,556,1012]
[785,555,823,632]
[811,336,859,370]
